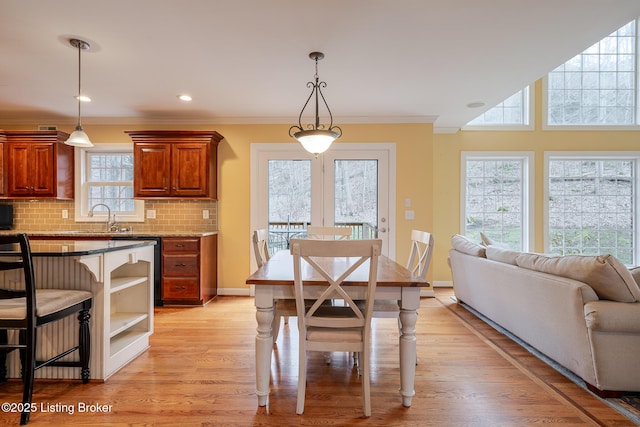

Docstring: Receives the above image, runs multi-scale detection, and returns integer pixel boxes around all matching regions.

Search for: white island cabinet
[1,240,156,381]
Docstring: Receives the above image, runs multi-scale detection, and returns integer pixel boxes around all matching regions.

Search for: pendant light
[289,52,341,155]
[65,38,93,147]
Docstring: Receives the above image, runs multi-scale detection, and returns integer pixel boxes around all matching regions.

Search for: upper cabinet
[3,130,74,199]
[126,130,224,199]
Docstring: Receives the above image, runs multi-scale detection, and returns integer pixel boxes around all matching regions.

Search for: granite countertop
[0,239,157,257]
[0,230,217,238]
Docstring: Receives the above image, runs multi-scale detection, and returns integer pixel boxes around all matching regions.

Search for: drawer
[162,238,200,253]
[163,254,199,276]
[163,278,200,299]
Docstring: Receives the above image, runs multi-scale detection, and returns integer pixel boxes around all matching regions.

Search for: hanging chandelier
[289,52,342,155]
[65,38,93,147]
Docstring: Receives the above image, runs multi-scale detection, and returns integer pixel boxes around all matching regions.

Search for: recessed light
[77,95,91,102]
[178,94,192,102]
[467,101,485,108]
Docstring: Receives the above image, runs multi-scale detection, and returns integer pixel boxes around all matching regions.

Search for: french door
[251,143,395,260]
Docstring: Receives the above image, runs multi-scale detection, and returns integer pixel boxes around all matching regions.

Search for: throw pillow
[451,234,486,257]
[515,253,640,302]
[485,245,520,265]
[479,232,509,248]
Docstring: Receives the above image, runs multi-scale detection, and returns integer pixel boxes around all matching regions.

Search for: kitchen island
[0,239,156,381]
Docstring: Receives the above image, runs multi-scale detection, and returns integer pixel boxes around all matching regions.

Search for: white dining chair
[305,226,352,240]
[252,229,295,344]
[290,238,382,417]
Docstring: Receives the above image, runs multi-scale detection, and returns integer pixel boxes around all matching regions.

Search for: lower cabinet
[161,234,217,305]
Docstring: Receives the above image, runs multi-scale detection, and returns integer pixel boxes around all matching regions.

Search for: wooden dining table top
[246,250,427,287]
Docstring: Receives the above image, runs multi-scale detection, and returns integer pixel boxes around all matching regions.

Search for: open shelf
[111,276,148,294]
[110,329,150,356]
[110,312,148,338]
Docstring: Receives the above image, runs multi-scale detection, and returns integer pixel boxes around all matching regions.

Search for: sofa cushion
[451,234,486,257]
[485,245,520,265]
[515,253,640,302]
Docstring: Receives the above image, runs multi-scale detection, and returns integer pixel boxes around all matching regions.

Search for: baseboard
[217,288,252,296]
[433,280,453,288]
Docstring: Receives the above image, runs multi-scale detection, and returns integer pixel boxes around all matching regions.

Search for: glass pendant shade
[65,124,93,147]
[65,38,93,147]
[290,52,341,155]
[294,129,338,155]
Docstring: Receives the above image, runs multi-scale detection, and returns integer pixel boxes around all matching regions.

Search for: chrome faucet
[88,203,117,232]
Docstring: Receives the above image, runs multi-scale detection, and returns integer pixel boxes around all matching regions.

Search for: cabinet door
[6,143,32,196]
[134,143,172,197]
[30,143,55,196]
[171,143,209,197]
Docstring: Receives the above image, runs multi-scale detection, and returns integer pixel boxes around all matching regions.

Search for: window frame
[460,151,535,251]
[543,151,640,264]
[74,143,145,223]
[542,19,640,130]
[462,86,535,131]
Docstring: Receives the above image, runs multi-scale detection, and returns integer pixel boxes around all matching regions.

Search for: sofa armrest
[584,301,640,333]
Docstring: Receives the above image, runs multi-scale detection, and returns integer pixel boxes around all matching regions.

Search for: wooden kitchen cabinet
[4,130,74,199]
[126,130,223,199]
[161,234,217,305]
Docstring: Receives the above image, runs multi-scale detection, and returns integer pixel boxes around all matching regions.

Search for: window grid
[464,158,526,250]
[467,88,530,126]
[547,20,637,126]
[547,158,635,264]
[85,152,135,214]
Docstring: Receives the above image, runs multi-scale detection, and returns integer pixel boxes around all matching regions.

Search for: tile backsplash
[3,199,217,233]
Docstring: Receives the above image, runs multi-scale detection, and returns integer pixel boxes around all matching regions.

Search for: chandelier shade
[289,52,341,155]
[65,38,93,147]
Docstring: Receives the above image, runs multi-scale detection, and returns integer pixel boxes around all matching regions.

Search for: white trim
[543,151,640,263]
[250,141,397,259]
[462,85,535,131]
[74,143,145,223]
[461,151,535,252]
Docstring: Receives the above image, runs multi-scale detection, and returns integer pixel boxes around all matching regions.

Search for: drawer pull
[175,263,187,267]
[174,286,187,290]
[175,244,185,248]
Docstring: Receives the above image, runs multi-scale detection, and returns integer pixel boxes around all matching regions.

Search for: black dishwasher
[111,236,163,306]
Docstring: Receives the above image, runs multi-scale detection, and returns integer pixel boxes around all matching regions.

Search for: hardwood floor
[0,289,635,426]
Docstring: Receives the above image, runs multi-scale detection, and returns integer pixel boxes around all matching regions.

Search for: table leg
[399,306,417,407]
[255,301,274,406]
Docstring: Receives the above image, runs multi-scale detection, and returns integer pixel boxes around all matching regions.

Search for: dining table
[245,249,426,408]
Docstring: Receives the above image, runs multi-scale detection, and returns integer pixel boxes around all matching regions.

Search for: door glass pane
[334,160,378,239]
[268,160,311,252]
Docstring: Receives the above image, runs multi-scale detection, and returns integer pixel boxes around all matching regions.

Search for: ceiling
[2,1,640,134]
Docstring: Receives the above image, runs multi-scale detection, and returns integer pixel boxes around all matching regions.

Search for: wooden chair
[406,229,434,282]
[290,238,382,417]
[252,229,295,343]
[0,233,92,425]
[305,226,352,240]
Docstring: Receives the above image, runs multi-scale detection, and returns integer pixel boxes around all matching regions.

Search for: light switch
[61,209,69,219]
[405,198,412,208]
[202,209,210,219]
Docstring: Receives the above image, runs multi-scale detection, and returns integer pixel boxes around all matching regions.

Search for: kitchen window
[75,143,145,222]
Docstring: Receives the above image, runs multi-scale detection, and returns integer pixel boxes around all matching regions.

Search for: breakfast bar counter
[0,239,157,381]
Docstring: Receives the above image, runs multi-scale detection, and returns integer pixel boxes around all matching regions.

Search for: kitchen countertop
[0,239,157,257]
[0,230,217,238]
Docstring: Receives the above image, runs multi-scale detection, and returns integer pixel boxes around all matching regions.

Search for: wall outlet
[405,210,415,220]
[146,209,156,219]
[202,209,210,219]
[61,209,69,219]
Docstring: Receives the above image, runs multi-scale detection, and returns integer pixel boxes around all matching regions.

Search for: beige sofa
[448,234,640,396]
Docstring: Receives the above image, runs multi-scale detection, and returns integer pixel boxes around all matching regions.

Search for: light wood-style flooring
[0,289,635,426]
